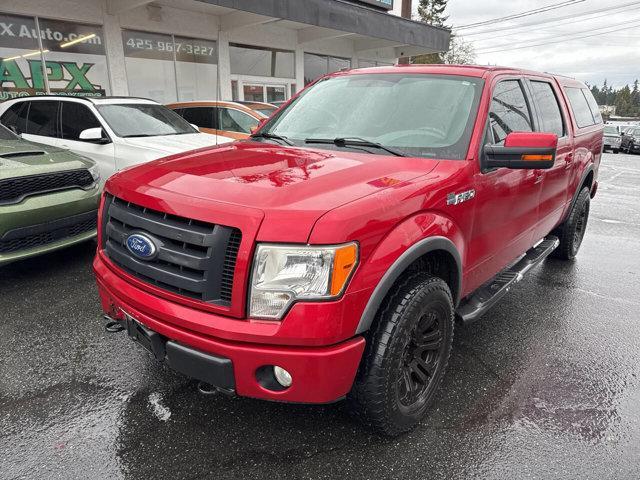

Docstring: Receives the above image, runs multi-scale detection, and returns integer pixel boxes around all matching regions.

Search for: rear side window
[489,80,533,144]
[181,107,215,129]
[530,81,564,137]
[565,87,600,128]
[60,102,102,141]
[26,101,58,137]
[1,102,29,134]
[583,89,603,124]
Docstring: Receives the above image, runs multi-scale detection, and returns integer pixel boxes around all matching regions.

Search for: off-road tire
[347,273,454,436]
[552,187,591,260]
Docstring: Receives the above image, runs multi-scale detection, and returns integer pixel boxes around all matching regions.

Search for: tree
[417,0,448,27]
[441,36,476,64]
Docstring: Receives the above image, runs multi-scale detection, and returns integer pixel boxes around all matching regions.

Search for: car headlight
[249,242,358,319]
[88,163,101,184]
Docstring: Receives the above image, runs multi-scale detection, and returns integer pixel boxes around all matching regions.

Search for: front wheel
[613,148,619,154]
[347,273,454,436]
[552,187,591,260]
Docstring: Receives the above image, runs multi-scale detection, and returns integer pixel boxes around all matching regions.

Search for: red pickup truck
[95,65,603,435]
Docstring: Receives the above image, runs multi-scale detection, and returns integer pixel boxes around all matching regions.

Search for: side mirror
[483,132,557,170]
[190,123,199,131]
[250,117,268,134]
[79,127,110,144]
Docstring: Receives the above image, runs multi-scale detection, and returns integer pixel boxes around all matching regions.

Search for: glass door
[240,83,287,102]
[266,85,286,102]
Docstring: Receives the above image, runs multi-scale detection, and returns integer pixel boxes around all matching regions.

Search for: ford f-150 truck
[95,65,603,435]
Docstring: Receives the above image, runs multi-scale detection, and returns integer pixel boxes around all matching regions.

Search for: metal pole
[34,16,50,94]
[398,0,412,65]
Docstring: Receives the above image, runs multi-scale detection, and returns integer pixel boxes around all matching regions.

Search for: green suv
[0,125,100,266]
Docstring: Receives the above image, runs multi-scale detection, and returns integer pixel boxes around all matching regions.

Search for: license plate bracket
[125,314,166,361]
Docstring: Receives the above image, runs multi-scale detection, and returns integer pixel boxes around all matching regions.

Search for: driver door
[466,78,543,292]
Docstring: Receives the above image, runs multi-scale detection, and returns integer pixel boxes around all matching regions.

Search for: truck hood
[121,132,232,156]
[0,139,94,179]
[107,141,440,242]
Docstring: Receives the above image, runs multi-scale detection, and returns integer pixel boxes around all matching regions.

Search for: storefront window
[303,53,352,85]
[230,44,294,78]
[123,30,217,103]
[0,13,109,100]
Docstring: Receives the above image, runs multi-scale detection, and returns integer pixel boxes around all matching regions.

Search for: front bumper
[95,255,366,403]
[0,188,99,265]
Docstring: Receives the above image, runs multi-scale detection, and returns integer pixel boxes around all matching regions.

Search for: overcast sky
[402,0,640,88]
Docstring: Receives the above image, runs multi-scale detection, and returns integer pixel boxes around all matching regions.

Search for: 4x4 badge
[447,189,476,205]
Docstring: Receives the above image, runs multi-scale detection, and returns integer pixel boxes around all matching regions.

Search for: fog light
[273,366,292,388]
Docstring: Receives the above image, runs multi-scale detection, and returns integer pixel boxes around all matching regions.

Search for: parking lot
[1,151,639,480]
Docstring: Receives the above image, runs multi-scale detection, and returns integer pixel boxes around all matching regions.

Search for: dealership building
[0,0,449,104]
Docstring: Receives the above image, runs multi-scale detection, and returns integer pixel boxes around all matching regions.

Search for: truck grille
[0,211,97,253]
[102,195,241,305]
[0,169,95,205]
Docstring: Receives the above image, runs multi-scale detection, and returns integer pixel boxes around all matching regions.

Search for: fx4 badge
[447,189,476,206]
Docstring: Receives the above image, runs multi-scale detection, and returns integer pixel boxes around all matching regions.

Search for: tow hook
[104,314,126,333]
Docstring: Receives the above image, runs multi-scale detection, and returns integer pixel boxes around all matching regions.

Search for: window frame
[524,78,567,139]
[59,100,106,142]
[486,77,535,146]
[24,99,61,139]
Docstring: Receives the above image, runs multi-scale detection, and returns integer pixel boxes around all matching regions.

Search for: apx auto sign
[0,13,108,99]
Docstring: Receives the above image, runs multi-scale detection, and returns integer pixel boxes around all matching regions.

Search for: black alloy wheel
[396,310,445,411]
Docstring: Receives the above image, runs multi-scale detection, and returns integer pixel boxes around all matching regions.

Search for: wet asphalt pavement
[1,152,640,480]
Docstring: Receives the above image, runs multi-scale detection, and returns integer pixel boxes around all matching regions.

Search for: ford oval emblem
[126,233,158,260]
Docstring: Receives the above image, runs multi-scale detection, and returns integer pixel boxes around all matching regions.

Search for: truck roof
[343,64,587,88]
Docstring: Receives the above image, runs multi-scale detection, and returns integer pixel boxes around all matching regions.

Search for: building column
[217,30,232,100]
[294,45,305,93]
[101,7,128,95]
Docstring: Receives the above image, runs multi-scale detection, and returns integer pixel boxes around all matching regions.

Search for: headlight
[88,163,101,184]
[249,242,358,319]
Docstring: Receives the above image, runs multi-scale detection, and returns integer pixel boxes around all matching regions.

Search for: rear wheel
[347,273,454,436]
[552,187,591,260]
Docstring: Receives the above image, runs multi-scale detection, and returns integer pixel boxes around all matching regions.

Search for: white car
[0,96,233,182]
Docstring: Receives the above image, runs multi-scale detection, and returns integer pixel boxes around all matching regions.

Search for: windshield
[96,104,197,138]
[604,125,618,135]
[262,73,483,159]
[0,124,18,141]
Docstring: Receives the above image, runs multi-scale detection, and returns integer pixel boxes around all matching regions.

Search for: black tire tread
[347,272,454,436]
[552,187,590,260]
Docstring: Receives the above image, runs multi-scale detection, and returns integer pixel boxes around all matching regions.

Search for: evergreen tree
[413,0,452,64]
[417,0,449,27]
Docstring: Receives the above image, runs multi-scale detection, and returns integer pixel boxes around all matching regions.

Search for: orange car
[167,101,263,140]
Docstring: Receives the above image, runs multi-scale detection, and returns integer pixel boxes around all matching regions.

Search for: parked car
[233,100,277,117]
[95,65,602,435]
[167,101,262,140]
[0,124,100,266]
[620,125,640,154]
[0,96,232,183]
[603,124,621,153]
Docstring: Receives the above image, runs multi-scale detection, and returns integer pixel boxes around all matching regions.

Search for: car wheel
[613,149,619,154]
[347,273,454,436]
[552,187,591,260]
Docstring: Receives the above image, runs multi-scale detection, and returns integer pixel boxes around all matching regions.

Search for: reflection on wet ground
[1,153,639,479]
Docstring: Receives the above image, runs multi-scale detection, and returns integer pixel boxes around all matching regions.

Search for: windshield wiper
[304,137,406,157]
[250,132,294,146]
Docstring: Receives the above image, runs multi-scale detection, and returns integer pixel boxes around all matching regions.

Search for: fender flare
[355,236,462,334]
[563,165,594,223]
